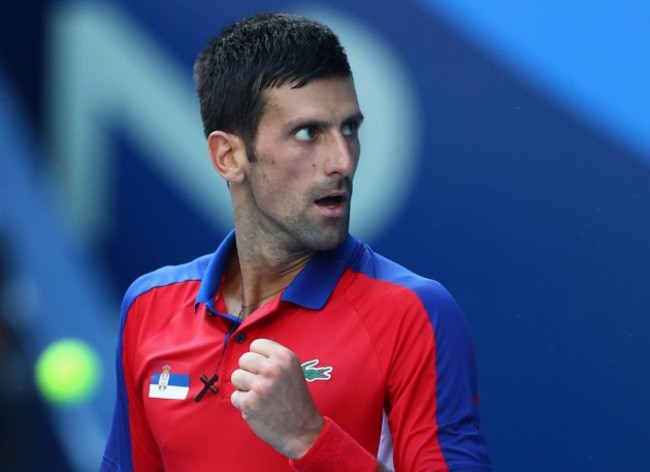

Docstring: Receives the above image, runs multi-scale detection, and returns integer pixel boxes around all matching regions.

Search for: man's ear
[207,131,247,184]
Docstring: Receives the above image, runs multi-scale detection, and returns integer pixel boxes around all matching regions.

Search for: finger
[230,389,245,411]
[230,368,256,391]
[249,338,284,356]
[251,340,301,375]
[231,390,253,420]
[238,350,268,373]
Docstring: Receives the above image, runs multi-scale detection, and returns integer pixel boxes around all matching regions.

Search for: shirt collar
[195,230,360,314]
[194,230,237,314]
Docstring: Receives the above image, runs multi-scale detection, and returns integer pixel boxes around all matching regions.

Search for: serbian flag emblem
[149,363,190,400]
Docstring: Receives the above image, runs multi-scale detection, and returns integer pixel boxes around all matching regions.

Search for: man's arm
[381,282,492,471]
[231,338,391,471]
[101,291,164,472]
[230,338,324,459]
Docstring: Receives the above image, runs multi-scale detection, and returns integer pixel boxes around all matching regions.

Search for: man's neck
[222,232,314,318]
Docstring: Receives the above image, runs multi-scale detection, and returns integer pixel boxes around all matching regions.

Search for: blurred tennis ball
[34,338,101,405]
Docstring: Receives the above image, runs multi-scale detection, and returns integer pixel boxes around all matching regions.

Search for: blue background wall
[1,1,648,470]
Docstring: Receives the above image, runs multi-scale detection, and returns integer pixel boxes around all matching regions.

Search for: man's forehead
[261,77,360,120]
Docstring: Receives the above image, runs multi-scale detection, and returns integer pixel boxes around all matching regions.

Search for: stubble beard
[273,190,351,253]
[246,146,353,253]
[295,210,350,251]
[299,178,353,251]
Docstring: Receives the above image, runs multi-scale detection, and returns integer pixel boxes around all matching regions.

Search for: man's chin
[310,226,349,251]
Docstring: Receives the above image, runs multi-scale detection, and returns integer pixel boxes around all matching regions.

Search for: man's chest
[129,298,389,465]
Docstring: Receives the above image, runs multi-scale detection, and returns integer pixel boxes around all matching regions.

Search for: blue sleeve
[100,291,135,472]
[421,280,492,470]
[353,244,491,470]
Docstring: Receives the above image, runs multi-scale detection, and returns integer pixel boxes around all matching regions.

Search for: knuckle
[255,377,273,395]
[262,362,280,377]
[276,347,298,365]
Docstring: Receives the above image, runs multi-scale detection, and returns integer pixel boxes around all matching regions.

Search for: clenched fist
[230,339,325,459]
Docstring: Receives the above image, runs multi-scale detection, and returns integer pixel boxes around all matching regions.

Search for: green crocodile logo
[301,359,333,382]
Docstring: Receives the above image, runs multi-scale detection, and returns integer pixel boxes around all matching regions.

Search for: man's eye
[295,127,315,141]
[341,121,359,136]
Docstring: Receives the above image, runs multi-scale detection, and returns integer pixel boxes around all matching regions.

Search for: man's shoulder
[123,253,213,305]
[348,241,458,313]
[351,242,443,291]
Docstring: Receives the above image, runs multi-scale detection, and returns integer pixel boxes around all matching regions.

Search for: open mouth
[315,195,346,207]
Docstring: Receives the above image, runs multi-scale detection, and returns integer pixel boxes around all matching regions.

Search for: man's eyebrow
[345,112,365,125]
[284,112,364,133]
[285,119,329,133]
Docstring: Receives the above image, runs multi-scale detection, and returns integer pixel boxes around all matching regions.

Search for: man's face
[245,76,363,252]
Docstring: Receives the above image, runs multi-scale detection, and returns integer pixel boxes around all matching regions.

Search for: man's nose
[324,132,358,177]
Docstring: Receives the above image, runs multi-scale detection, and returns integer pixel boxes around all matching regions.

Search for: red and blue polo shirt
[101,231,491,471]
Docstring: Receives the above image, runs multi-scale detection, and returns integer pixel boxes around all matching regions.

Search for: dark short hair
[193,13,352,157]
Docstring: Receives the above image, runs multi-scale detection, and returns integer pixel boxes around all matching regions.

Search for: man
[101,12,491,472]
